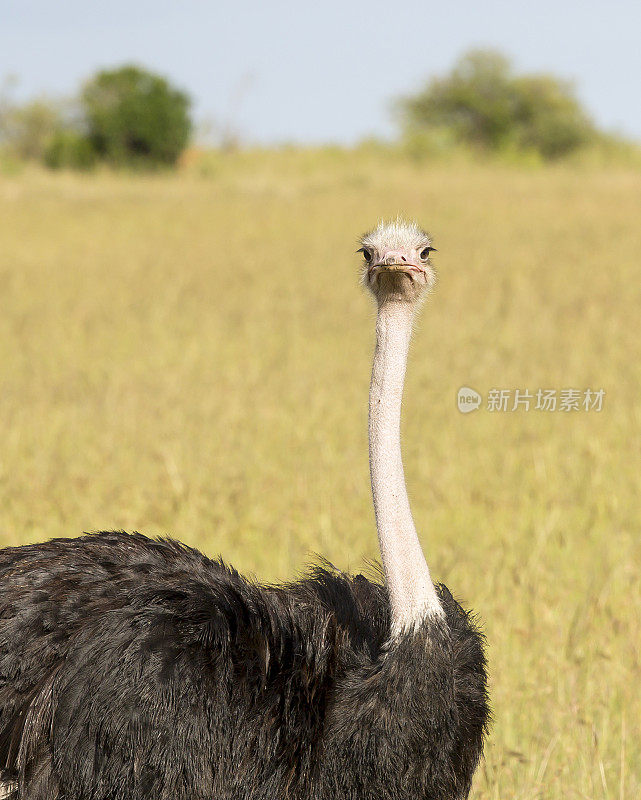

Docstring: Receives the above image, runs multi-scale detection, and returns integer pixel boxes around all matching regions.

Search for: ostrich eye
[420,246,434,260]
[361,248,373,263]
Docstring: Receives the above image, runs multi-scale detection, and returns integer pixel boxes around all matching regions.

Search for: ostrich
[0,220,489,800]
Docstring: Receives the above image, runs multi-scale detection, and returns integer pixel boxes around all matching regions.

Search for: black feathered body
[0,531,489,799]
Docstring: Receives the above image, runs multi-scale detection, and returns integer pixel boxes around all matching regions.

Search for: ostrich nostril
[384,252,407,265]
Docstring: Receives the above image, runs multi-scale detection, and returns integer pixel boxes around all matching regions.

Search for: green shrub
[81,65,192,167]
[511,74,594,158]
[0,97,63,161]
[44,130,97,170]
[399,50,596,159]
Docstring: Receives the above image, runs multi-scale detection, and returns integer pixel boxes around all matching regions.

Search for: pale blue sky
[3,0,640,144]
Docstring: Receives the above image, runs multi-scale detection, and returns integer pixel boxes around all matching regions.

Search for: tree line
[0,65,191,169]
[0,51,627,169]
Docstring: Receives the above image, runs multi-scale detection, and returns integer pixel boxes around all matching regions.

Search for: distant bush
[44,130,97,170]
[0,93,64,161]
[81,65,192,167]
[399,50,597,159]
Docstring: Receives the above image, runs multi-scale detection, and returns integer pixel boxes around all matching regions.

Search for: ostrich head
[359,219,436,305]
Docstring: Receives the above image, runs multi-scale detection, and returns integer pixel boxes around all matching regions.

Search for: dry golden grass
[1,152,640,798]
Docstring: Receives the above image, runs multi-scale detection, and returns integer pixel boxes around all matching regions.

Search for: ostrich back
[0,531,489,800]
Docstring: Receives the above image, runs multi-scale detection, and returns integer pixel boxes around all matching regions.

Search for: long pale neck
[369,300,443,635]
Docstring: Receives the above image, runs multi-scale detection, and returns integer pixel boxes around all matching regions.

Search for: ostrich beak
[381,263,417,272]
[369,261,425,278]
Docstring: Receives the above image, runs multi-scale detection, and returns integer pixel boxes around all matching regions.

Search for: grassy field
[1,151,640,798]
